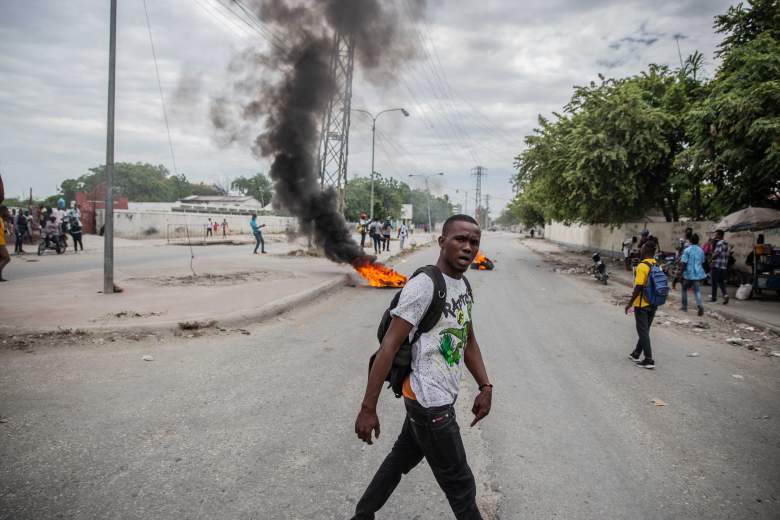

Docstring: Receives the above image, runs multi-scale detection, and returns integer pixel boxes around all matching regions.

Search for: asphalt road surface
[1,233,778,519]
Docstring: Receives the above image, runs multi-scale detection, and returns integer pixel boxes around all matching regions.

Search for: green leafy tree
[231,173,273,206]
[686,0,780,211]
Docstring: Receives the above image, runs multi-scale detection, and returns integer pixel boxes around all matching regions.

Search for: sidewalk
[0,232,434,336]
[524,238,780,335]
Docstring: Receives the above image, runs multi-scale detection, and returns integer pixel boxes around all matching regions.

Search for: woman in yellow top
[0,205,10,282]
[624,241,658,369]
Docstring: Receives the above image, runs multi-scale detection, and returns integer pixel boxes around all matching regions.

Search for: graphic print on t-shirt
[438,297,472,366]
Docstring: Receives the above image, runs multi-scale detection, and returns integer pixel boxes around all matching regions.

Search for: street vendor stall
[714,207,780,298]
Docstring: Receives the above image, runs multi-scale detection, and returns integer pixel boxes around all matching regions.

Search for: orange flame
[351,257,408,288]
[472,250,493,270]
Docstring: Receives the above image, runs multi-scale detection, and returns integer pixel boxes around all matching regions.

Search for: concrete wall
[544,220,780,273]
[95,209,297,240]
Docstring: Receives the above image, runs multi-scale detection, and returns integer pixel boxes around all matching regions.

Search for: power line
[142,0,196,275]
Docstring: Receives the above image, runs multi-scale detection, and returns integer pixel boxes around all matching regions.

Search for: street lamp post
[409,172,444,234]
[352,107,409,220]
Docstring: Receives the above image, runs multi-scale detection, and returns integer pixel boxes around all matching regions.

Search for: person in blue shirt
[680,233,706,316]
[250,214,266,254]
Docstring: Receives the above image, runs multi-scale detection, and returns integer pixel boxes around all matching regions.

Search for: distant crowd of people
[355,213,411,255]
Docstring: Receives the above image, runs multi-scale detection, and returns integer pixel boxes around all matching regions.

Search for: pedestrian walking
[14,207,28,254]
[222,218,229,237]
[250,214,266,254]
[0,205,11,281]
[382,218,393,252]
[69,207,84,252]
[206,218,213,238]
[709,229,730,304]
[353,214,491,520]
[679,233,705,316]
[398,221,409,250]
[369,219,381,255]
[625,241,660,369]
[358,212,368,249]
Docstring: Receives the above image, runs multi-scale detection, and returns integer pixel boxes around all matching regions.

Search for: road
[1,233,778,519]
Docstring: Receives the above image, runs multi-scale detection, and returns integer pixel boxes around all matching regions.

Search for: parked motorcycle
[591,252,609,285]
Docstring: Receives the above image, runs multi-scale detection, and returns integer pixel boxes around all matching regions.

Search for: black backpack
[369,265,472,398]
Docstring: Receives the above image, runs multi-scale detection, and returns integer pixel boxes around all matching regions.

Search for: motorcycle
[38,233,64,256]
[591,252,609,285]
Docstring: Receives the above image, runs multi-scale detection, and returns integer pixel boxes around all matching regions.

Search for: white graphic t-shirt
[390,271,473,408]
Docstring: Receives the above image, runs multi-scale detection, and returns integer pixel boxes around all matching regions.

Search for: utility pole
[318,32,355,214]
[409,172,443,233]
[484,194,491,228]
[472,165,487,225]
[103,0,117,295]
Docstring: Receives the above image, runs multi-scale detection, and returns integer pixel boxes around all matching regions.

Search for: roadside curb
[2,274,350,338]
[3,239,437,339]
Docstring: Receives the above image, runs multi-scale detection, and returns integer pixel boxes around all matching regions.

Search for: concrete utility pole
[484,194,491,228]
[103,0,117,295]
[352,107,409,220]
[409,172,443,233]
[472,165,487,225]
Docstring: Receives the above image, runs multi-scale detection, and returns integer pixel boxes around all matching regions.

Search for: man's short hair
[640,241,656,258]
[715,229,724,237]
[442,214,479,236]
[691,233,700,245]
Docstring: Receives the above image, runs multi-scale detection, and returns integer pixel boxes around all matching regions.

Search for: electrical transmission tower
[472,165,487,226]
[318,32,355,214]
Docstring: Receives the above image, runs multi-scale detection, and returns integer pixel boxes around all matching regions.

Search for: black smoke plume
[212,0,425,264]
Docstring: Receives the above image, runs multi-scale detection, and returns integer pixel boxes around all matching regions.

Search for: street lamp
[352,107,410,220]
[409,172,444,234]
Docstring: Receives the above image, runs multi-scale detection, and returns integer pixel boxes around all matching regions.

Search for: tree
[344,175,453,224]
[686,0,780,211]
[231,173,273,206]
[49,163,222,203]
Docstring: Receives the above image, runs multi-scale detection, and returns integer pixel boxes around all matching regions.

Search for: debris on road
[753,415,770,420]
[178,320,217,331]
[142,355,154,362]
[651,398,667,406]
[771,351,780,357]
[732,374,744,379]
[726,337,744,345]
[687,352,700,357]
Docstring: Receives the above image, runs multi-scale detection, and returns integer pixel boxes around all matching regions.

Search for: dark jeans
[206,228,212,237]
[382,235,390,251]
[360,232,367,248]
[71,232,83,251]
[633,306,656,360]
[353,399,482,520]
[15,231,26,252]
[253,232,265,253]
[372,235,381,255]
[711,268,728,300]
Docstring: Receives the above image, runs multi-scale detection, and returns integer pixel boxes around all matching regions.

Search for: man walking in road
[381,218,393,252]
[206,218,213,238]
[710,229,730,305]
[353,214,492,520]
[397,221,409,250]
[626,241,658,369]
[250,214,266,254]
[369,219,381,255]
[680,233,706,316]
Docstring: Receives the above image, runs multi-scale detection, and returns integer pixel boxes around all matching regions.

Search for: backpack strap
[638,260,654,306]
[411,265,447,344]
[462,275,473,302]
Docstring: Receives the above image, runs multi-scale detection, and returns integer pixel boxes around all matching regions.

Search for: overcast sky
[0,0,733,214]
